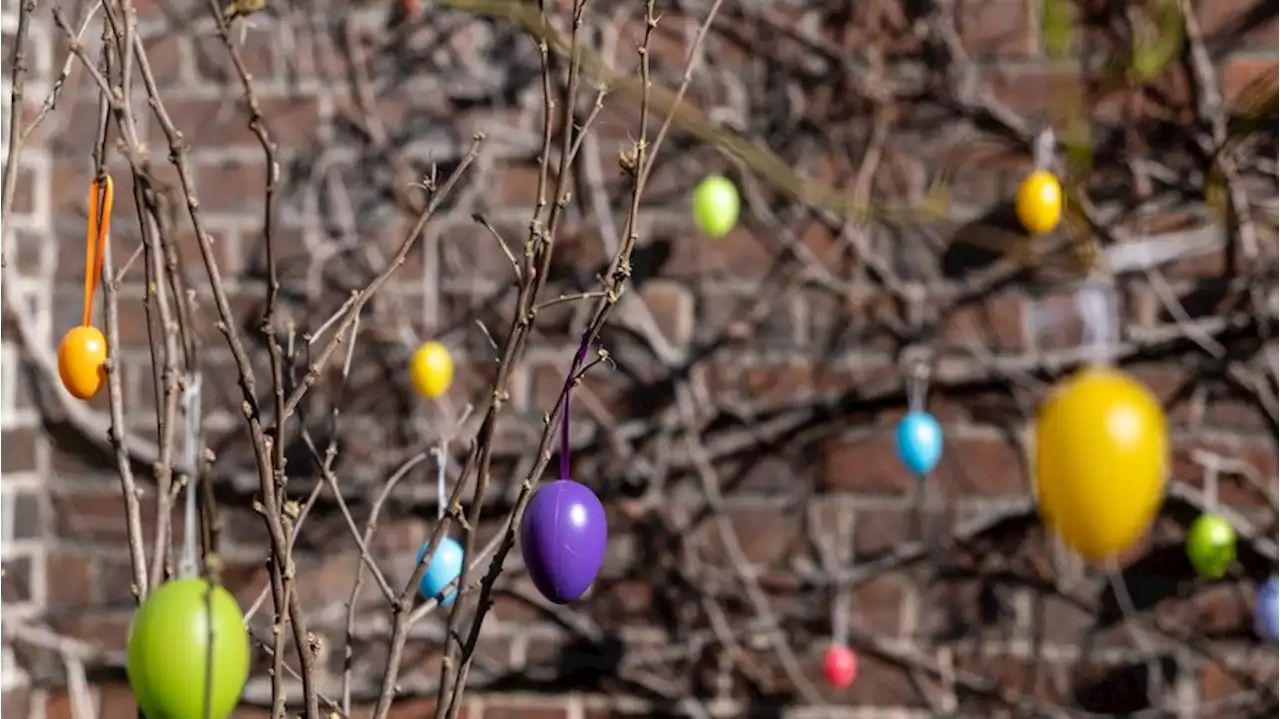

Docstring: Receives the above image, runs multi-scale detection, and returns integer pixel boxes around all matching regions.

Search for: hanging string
[1024,127,1072,355]
[433,444,448,522]
[82,175,113,327]
[904,360,938,554]
[1203,460,1220,511]
[178,376,203,580]
[906,361,928,414]
[1077,283,1115,367]
[831,584,851,647]
[558,334,592,481]
[1032,127,1056,173]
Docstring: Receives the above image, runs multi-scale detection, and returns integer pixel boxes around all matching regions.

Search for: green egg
[691,175,740,239]
[1185,513,1237,579]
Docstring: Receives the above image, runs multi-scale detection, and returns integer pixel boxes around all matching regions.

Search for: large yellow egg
[409,341,454,399]
[1015,170,1063,235]
[1033,367,1168,563]
[58,325,107,400]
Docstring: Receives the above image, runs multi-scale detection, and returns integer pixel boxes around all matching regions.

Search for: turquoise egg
[416,537,464,607]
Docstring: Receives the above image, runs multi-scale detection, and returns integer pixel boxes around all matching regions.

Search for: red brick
[708,361,852,405]
[139,30,189,90]
[693,502,803,566]
[696,287,799,348]
[49,683,225,719]
[1202,394,1273,435]
[1125,362,1197,427]
[483,700,568,719]
[954,652,1073,704]
[386,698,475,719]
[1200,660,1245,702]
[1,690,31,719]
[8,162,39,218]
[190,31,277,85]
[1221,57,1279,104]
[195,156,266,214]
[984,64,1086,116]
[850,574,909,636]
[162,96,320,150]
[528,353,631,421]
[2,427,42,473]
[51,611,131,653]
[944,433,1030,496]
[940,290,1026,352]
[590,578,655,624]
[48,485,168,545]
[1037,591,1097,645]
[633,281,693,348]
[45,549,94,606]
[491,160,543,207]
[1190,583,1254,635]
[666,225,776,280]
[1171,436,1277,507]
[959,0,1038,60]
[822,431,912,494]
[1200,0,1279,48]
[854,504,918,555]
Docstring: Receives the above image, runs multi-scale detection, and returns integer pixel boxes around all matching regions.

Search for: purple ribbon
[559,334,592,481]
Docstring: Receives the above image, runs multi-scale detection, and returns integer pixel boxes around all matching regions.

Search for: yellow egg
[409,341,454,399]
[1015,170,1063,235]
[58,325,107,400]
[1033,367,1168,563]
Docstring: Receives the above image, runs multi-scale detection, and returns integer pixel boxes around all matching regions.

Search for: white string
[906,363,928,414]
[178,376,203,580]
[905,362,935,550]
[433,443,447,522]
[1204,462,1220,511]
[1032,127,1056,172]
[1076,283,1116,367]
[831,586,850,647]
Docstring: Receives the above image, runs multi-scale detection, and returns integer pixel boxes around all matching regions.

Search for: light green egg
[691,175,740,239]
[127,578,251,719]
[1185,513,1237,579]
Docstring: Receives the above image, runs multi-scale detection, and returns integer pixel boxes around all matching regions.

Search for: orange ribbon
[83,175,113,328]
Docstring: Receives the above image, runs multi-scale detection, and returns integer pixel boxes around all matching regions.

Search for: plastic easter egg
[416,536,465,607]
[57,325,107,400]
[127,578,250,719]
[1033,367,1168,564]
[1185,514,1236,579]
[895,411,943,475]
[1256,578,1279,643]
[1015,170,1063,234]
[822,645,857,688]
[691,175,740,239]
[520,479,608,604]
[409,341,454,399]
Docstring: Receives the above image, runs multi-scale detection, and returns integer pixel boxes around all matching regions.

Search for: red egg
[823,644,857,688]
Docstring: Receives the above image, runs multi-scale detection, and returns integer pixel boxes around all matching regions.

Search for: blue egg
[1256,577,1279,643]
[416,537,465,607]
[895,411,943,475]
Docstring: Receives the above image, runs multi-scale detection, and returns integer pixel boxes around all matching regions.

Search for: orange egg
[58,326,107,400]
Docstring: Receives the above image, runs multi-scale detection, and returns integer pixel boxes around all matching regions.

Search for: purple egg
[520,479,608,604]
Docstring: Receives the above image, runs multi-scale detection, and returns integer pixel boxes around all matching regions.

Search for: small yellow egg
[409,341,454,399]
[58,325,107,400]
[1015,170,1063,235]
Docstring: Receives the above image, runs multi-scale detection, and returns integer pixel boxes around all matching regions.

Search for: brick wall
[2,0,1278,717]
